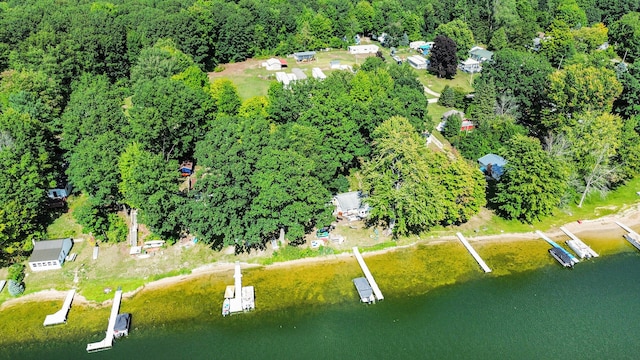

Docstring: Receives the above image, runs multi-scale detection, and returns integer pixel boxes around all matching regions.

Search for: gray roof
[30,238,70,262]
[334,191,362,212]
[442,110,465,119]
[470,48,494,61]
[478,154,507,167]
[292,68,307,80]
[294,51,316,57]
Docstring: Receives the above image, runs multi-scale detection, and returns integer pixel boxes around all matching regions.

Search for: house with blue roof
[478,154,507,180]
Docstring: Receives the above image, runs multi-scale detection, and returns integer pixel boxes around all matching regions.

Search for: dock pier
[456,233,492,273]
[222,262,255,316]
[86,288,123,352]
[615,221,640,251]
[43,289,76,326]
[352,247,384,301]
[559,227,598,258]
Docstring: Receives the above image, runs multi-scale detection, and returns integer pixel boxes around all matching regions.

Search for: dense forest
[1,0,640,263]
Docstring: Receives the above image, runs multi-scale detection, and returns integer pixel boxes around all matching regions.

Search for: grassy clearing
[418,71,477,94]
[46,195,85,239]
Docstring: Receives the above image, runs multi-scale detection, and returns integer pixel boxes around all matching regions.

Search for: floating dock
[43,289,76,326]
[615,221,640,251]
[86,288,123,352]
[560,227,598,259]
[456,232,492,273]
[352,247,383,301]
[353,277,375,304]
[0,280,5,293]
[536,230,579,267]
[222,262,255,316]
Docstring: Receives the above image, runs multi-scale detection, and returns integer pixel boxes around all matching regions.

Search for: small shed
[348,45,379,54]
[407,55,428,70]
[29,238,73,271]
[48,181,73,200]
[179,160,193,176]
[261,58,282,71]
[293,51,316,62]
[478,154,507,180]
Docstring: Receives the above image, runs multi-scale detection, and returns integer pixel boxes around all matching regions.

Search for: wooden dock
[559,227,599,258]
[615,221,640,251]
[43,289,76,326]
[86,288,123,352]
[456,233,491,273]
[352,247,384,301]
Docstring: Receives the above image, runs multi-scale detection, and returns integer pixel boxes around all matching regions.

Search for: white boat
[113,313,131,338]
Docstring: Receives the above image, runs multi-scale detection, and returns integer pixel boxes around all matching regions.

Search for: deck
[86,288,123,352]
[43,289,76,326]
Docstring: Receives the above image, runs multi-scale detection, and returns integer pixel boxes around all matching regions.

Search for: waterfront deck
[560,227,598,258]
[615,221,640,251]
[456,232,492,273]
[43,289,76,326]
[222,262,255,316]
[86,288,123,352]
[537,230,579,266]
[352,247,384,301]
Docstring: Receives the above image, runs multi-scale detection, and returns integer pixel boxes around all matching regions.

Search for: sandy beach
[2,204,639,311]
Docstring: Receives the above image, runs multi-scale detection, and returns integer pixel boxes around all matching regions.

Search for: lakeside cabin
[28,238,73,271]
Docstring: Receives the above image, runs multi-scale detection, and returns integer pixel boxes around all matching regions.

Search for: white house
[459,58,481,73]
[333,191,370,219]
[409,41,427,50]
[348,45,379,54]
[407,55,428,70]
[261,58,282,71]
[29,238,73,271]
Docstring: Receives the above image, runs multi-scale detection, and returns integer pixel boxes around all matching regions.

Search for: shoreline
[2,206,639,310]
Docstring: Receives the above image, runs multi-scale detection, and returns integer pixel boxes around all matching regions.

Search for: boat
[113,313,131,338]
[548,248,574,268]
[353,277,375,304]
[222,298,230,317]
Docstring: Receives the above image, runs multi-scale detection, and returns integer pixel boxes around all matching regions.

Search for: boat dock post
[536,230,580,263]
[86,288,123,352]
[352,247,384,301]
[455,233,492,273]
[614,221,640,251]
[43,289,76,326]
[559,226,599,258]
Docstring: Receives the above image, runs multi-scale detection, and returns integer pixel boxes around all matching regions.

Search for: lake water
[3,249,640,360]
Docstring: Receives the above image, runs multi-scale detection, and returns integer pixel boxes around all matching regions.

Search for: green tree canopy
[493,134,568,223]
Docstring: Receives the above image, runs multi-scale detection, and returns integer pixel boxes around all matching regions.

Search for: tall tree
[0,110,56,257]
[430,35,458,79]
[609,12,640,63]
[435,19,475,61]
[362,116,445,235]
[493,134,568,223]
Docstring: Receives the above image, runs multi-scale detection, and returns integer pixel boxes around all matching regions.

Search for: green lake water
[2,237,640,360]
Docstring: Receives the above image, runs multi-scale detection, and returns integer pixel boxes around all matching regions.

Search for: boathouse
[28,238,73,271]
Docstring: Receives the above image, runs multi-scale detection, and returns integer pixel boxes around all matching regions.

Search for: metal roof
[478,154,507,167]
[30,238,71,262]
